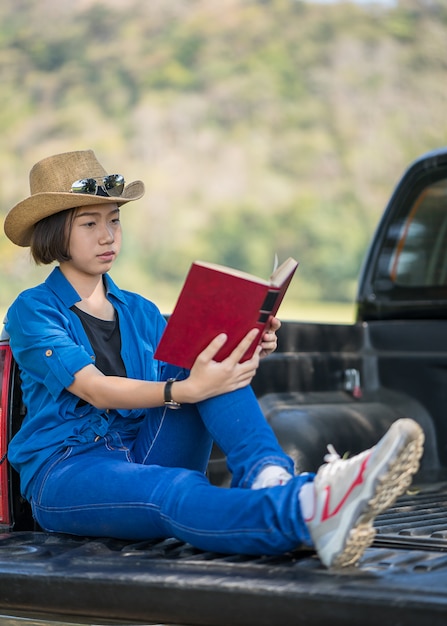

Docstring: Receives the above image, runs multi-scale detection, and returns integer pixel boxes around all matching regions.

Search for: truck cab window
[389,178,447,287]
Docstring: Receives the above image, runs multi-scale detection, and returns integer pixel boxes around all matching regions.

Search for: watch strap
[164,378,181,409]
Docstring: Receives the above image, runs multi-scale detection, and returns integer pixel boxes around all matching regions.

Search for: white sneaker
[304,418,424,569]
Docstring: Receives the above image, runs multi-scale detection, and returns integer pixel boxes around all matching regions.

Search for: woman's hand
[259,316,281,358]
[175,329,261,403]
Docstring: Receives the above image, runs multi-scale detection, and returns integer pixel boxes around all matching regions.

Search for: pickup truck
[1,146,447,626]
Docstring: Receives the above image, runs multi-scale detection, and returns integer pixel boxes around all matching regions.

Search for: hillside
[0,0,445,313]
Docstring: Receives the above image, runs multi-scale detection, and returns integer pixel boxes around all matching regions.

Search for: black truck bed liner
[1,481,447,626]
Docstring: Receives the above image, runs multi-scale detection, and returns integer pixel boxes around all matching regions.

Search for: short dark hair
[30,208,76,265]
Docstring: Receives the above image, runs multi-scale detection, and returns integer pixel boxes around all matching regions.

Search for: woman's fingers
[197,328,260,365]
[196,333,228,362]
[226,328,260,364]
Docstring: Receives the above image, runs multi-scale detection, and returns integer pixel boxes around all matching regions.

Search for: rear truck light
[0,344,12,527]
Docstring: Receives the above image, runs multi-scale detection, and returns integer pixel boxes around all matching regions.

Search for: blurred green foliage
[0,0,446,314]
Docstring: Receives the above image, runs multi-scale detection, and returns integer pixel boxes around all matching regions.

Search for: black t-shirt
[71,306,127,377]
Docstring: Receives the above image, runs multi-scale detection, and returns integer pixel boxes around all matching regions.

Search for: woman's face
[63,203,122,277]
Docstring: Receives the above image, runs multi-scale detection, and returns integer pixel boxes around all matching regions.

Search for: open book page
[194,261,271,286]
[270,257,299,286]
[196,256,298,287]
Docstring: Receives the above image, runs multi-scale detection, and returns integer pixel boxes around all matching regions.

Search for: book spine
[258,289,280,324]
[235,287,282,363]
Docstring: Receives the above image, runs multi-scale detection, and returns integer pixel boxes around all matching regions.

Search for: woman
[3,150,424,568]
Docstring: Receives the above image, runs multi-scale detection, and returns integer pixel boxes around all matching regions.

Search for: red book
[154,257,299,369]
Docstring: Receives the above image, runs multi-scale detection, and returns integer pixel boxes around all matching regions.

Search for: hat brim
[4,180,145,247]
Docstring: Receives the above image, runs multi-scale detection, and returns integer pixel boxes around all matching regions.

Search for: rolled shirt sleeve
[7,294,94,399]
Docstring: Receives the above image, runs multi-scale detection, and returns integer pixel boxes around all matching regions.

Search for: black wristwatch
[164,378,181,409]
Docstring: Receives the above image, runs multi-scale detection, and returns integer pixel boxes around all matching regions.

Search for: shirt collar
[45,267,128,308]
[103,273,128,305]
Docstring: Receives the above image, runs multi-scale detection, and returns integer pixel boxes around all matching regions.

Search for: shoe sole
[331,420,424,568]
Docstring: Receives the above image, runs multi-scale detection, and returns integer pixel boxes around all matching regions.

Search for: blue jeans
[31,385,314,555]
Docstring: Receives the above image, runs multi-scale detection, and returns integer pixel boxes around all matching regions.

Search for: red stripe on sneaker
[320,453,371,522]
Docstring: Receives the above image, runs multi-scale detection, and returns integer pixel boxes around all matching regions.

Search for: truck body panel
[2,147,447,624]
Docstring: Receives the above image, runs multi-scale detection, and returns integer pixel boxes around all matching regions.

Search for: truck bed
[1,480,447,626]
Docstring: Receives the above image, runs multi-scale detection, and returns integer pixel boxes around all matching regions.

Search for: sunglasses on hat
[70,174,125,197]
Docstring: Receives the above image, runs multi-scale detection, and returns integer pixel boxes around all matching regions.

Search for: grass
[278,299,356,324]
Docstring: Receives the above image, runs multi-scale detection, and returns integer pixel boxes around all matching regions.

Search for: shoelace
[323,444,341,464]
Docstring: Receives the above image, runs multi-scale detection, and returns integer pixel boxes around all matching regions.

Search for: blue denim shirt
[5,267,168,500]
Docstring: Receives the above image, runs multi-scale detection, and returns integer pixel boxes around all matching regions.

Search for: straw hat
[4,150,145,246]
